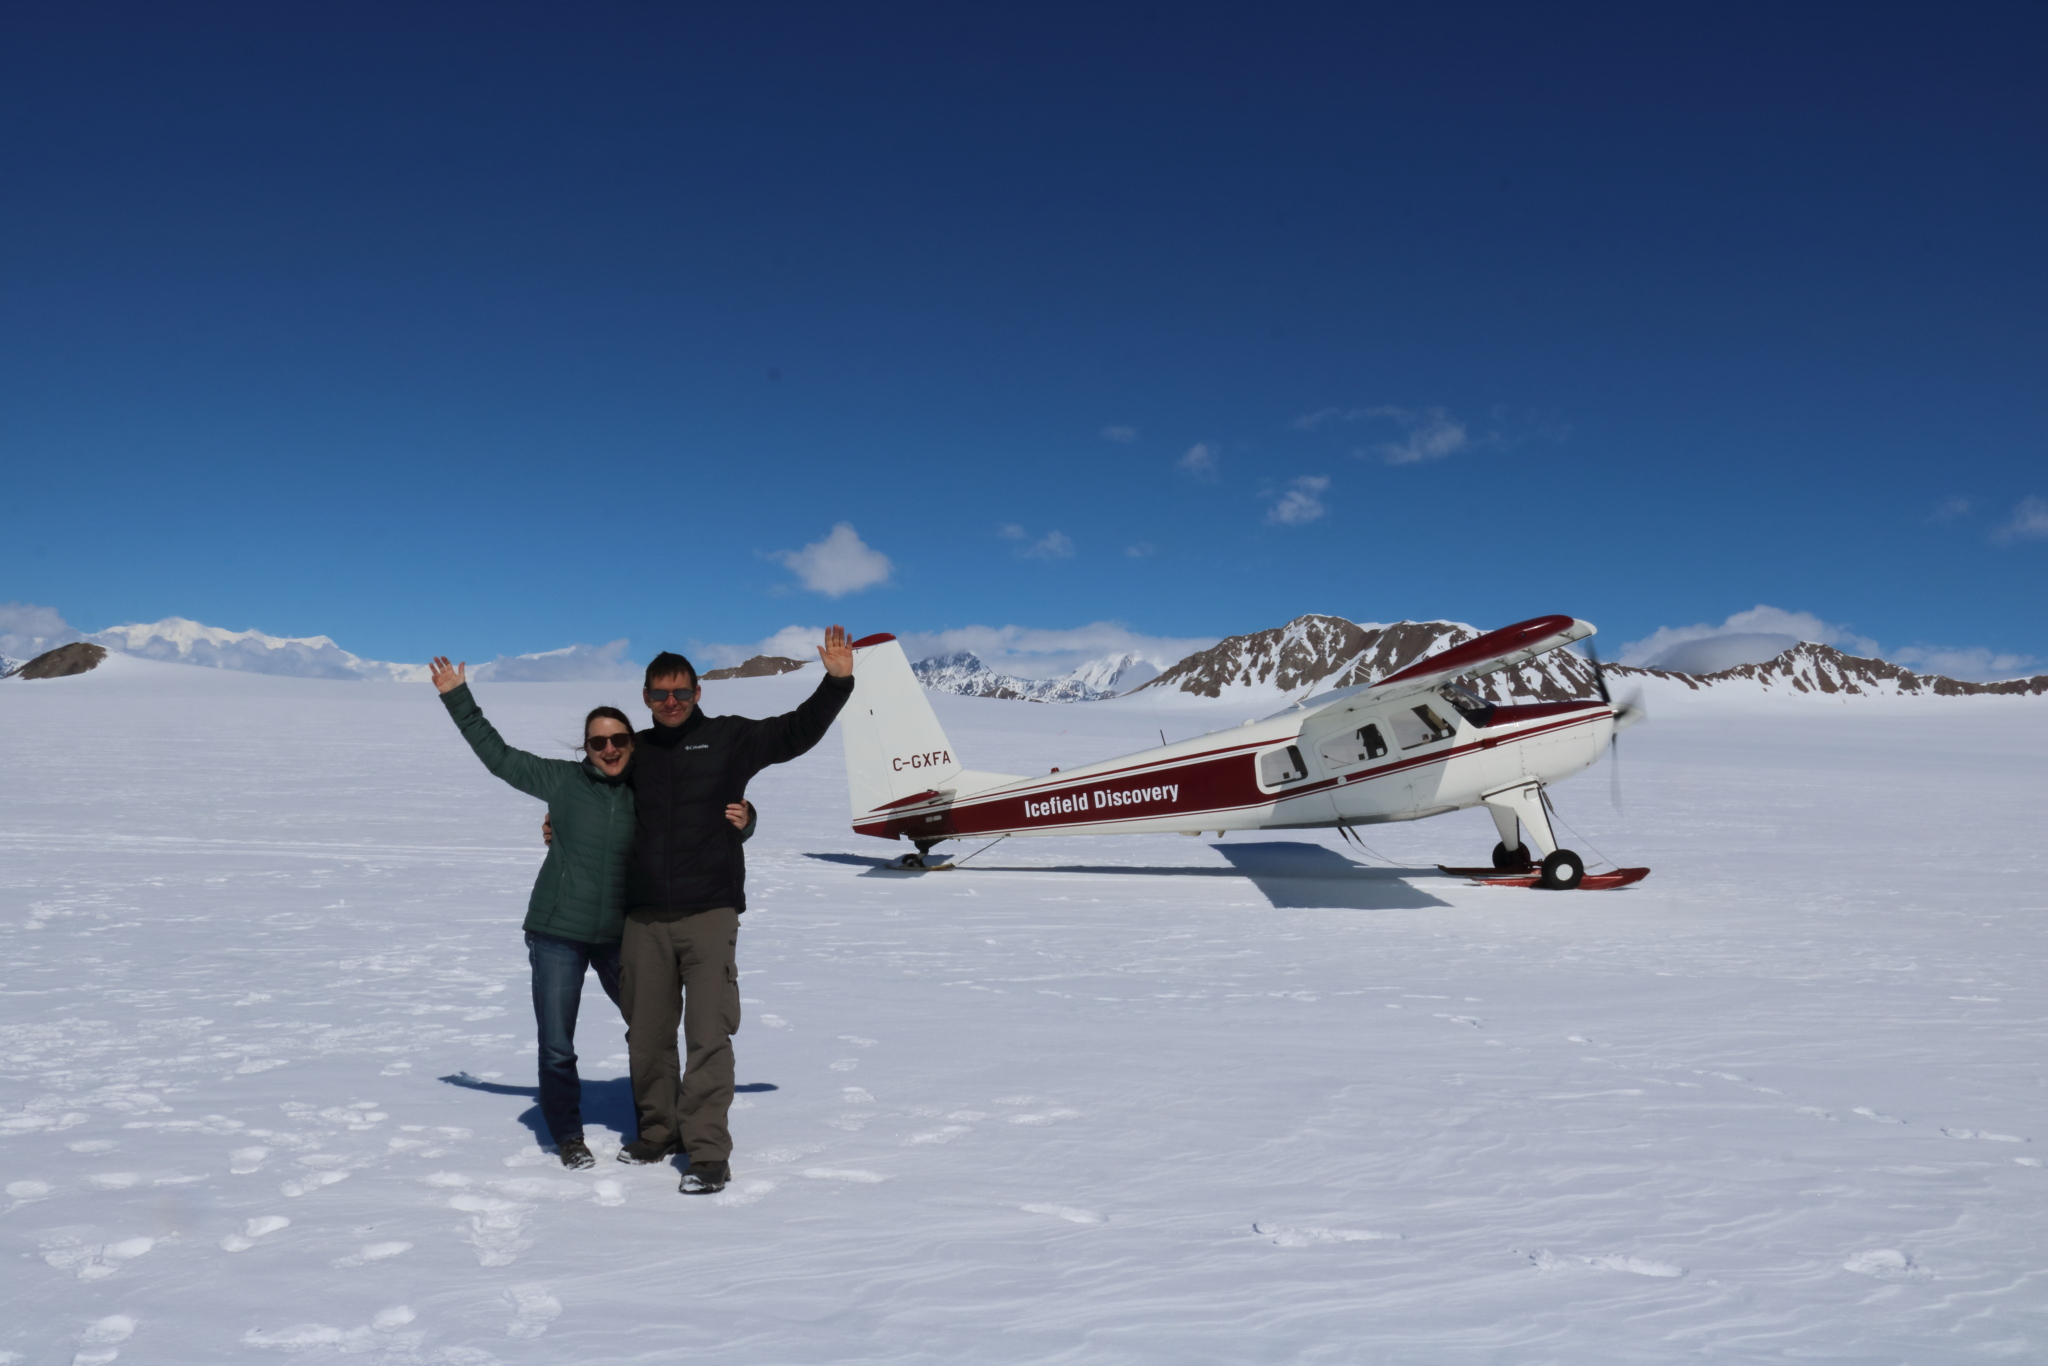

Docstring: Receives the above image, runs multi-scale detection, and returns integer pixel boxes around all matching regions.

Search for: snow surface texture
[3,655,2045,1363]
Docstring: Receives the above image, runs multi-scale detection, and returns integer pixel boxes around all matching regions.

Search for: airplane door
[1253,740,1337,828]
[1317,713,1408,821]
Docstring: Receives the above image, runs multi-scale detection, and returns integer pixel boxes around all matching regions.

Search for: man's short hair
[645,651,697,687]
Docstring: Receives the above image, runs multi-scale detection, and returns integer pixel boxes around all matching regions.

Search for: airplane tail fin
[842,634,968,821]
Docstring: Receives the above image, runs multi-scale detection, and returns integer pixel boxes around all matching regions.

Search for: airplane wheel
[1492,841,1534,871]
[1539,849,1584,890]
[900,852,925,870]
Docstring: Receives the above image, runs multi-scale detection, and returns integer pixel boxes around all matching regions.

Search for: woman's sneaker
[616,1138,676,1165]
[557,1138,594,1170]
[679,1160,729,1195]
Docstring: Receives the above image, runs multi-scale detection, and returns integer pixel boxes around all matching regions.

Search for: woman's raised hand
[817,624,853,677]
[429,656,467,694]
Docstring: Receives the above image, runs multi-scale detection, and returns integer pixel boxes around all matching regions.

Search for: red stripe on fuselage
[855,704,1609,840]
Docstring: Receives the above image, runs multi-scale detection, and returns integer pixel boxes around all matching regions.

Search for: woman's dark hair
[579,705,635,753]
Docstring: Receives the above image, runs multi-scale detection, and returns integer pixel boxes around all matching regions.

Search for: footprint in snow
[504,1285,562,1339]
[1024,1203,1103,1224]
[803,1168,887,1183]
[242,1308,418,1354]
[6,1180,53,1207]
[1852,1108,1904,1124]
[1844,1248,1925,1278]
[905,1126,970,1145]
[331,1240,412,1268]
[41,1236,155,1280]
[70,1314,137,1366]
[1523,1249,1681,1277]
[67,1139,118,1154]
[280,1170,349,1197]
[1008,1109,1082,1126]
[219,1215,291,1251]
[1254,1223,1396,1246]
[712,1178,778,1207]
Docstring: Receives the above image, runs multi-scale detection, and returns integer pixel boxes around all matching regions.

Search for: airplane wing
[1348,614,1593,705]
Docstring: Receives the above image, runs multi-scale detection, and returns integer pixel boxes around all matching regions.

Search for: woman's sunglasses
[585,733,634,752]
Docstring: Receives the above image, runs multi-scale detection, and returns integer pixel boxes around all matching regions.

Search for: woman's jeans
[525,931,623,1143]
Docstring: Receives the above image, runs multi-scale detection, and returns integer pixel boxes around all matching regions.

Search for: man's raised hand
[430,656,467,694]
[818,625,853,678]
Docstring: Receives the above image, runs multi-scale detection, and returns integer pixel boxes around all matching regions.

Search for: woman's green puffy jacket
[438,683,752,944]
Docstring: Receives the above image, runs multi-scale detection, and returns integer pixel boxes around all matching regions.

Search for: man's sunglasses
[585,733,634,752]
[644,686,698,703]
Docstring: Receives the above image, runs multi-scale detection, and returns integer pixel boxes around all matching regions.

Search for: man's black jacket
[625,673,853,915]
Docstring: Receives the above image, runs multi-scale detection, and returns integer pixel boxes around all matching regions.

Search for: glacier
[1,657,2045,1362]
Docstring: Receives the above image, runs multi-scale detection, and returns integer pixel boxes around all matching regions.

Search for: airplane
[838,615,1644,890]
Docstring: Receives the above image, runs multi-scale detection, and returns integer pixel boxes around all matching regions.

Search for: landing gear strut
[1482,781,1585,890]
[897,839,943,871]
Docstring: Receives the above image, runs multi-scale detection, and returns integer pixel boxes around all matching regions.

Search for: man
[615,623,855,1193]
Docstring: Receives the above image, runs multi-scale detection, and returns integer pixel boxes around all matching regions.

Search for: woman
[429,656,754,1169]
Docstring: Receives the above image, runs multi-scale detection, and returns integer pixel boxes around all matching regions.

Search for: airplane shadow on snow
[440,1073,779,1146]
[807,840,1451,911]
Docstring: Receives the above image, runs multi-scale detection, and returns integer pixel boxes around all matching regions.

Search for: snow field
[2,657,2045,1363]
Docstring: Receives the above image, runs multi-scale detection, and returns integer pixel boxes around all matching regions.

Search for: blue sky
[2,2,2044,678]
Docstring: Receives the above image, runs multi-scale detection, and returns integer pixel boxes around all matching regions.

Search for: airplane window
[1315,724,1387,769]
[1392,705,1457,749]
[1438,684,1496,727]
[1362,724,1387,759]
[1258,744,1309,787]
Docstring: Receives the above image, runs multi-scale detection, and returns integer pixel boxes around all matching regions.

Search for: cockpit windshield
[1438,683,1496,727]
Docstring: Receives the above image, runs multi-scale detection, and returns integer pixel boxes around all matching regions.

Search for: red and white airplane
[840,615,1643,889]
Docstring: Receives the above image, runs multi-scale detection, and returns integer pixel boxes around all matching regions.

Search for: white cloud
[1362,406,1474,465]
[692,625,833,670]
[696,620,1216,682]
[894,622,1217,680]
[1618,605,1880,669]
[1022,530,1076,560]
[1265,475,1329,526]
[998,523,1027,540]
[1929,496,1972,523]
[1177,442,1220,481]
[1890,644,2041,682]
[1100,424,1137,443]
[0,601,82,661]
[774,523,894,597]
[1294,404,1491,464]
[472,639,640,683]
[1125,542,1157,558]
[1992,496,2048,544]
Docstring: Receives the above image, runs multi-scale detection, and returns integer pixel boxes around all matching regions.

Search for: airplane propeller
[1584,642,1644,810]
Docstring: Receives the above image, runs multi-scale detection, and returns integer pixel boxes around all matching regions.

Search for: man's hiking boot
[616,1138,676,1165]
[557,1138,594,1170]
[679,1160,730,1195]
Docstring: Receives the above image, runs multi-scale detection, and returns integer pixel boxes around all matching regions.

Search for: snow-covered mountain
[87,618,431,682]
[1132,616,1600,704]
[1610,642,2048,698]
[704,655,813,680]
[1063,652,1161,694]
[1128,614,2048,706]
[911,652,1117,703]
